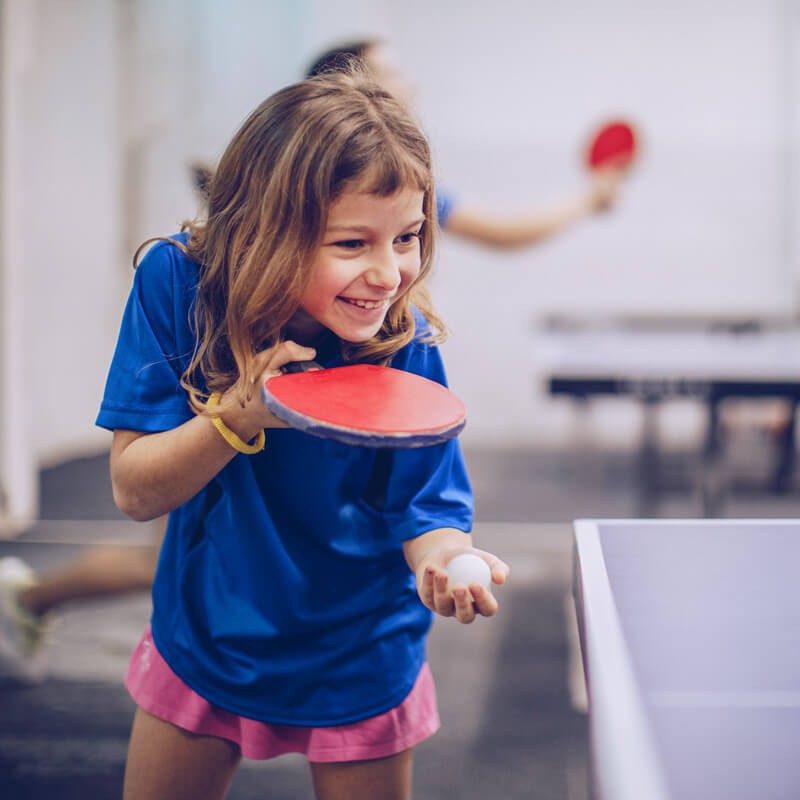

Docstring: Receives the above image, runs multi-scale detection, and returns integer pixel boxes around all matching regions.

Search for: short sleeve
[435,188,456,229]
[96,238,198,433]
[381,334,474,540]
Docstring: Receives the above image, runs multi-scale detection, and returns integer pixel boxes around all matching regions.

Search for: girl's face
[289,186,425,345]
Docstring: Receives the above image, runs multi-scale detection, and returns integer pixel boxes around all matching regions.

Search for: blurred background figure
[191,38,628,251]
[306,39,627,249]
[0,519,165,681]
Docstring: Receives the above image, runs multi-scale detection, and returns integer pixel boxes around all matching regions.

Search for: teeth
[342,298,385,309]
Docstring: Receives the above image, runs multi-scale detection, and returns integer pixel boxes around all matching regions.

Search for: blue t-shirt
[96,236,473,726]
[436,188,455,229]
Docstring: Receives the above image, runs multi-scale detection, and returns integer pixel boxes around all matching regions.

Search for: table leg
[635,398,661,517]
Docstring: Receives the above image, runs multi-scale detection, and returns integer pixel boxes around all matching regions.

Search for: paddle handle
[281,360,323,374]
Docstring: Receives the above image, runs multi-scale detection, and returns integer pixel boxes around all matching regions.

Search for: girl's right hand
[214,341,317,440]
[110,340,318,522]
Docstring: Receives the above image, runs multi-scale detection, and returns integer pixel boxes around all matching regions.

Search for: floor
[2,437,800,799]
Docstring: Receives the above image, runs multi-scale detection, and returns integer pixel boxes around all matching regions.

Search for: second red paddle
[585,119,638,171]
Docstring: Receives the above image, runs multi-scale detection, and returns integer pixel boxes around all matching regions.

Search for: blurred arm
[443,168,624,250]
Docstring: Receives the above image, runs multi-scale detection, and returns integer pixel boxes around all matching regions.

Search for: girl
[97,67,508,800]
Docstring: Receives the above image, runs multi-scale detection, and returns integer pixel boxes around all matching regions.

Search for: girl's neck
[283,308,326,346]
[282,318,339,360]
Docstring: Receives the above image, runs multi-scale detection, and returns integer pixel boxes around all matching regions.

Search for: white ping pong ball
[446,553,491,589]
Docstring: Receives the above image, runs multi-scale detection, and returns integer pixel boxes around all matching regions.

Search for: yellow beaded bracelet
[207,392,266,455]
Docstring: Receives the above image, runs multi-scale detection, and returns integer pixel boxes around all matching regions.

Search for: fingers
[468,548,511,588]
[213,341,317,431]
[250,343,318,431]
[419,567,455,617]
[451,586,475,624]
[418,566,436,610]
[419,564,503,625]
[469,584,498,618]
[490,558,511,587]
[255,340,317,378]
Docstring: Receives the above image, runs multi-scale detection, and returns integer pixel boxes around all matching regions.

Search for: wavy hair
[145,67,446,413]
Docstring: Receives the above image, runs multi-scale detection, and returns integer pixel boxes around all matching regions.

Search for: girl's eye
[334,239,364,250]
[396,232,421,245]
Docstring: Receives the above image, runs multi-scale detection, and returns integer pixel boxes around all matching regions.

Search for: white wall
[1,0,798,522]
[294,0,799,448]
[118,0,307,251]
[0,0,122,527]
[386,0,796,446]
[0,0,309,526]
[23,0,122,463]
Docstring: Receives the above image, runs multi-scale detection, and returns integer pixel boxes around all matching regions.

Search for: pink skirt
[125,626,440,762]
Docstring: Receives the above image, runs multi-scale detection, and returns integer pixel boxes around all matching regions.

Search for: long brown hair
[151,68,445,413]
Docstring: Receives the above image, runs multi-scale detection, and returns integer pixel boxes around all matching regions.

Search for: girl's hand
[415,546,510,624]
[214,340,317,438]
[110,340,318,522]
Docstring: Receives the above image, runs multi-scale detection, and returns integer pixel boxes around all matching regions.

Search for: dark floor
[2,439,799,799]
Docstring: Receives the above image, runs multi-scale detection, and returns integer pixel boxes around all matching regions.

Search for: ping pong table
[537,320,800,514]
[573,518,800,800]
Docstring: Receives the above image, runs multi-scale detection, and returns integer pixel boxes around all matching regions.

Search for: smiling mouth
[338,297,390,310]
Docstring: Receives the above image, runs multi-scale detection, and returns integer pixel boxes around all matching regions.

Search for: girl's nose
[364,248,402,291]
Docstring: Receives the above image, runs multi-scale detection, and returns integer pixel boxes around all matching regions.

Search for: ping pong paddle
[262,362,467,447]
[585,120,638,171]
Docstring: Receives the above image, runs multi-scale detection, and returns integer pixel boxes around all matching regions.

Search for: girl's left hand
[415,547,510,624]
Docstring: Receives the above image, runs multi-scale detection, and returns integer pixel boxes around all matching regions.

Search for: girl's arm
[110,340,316,521]
[403,527,510,625]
